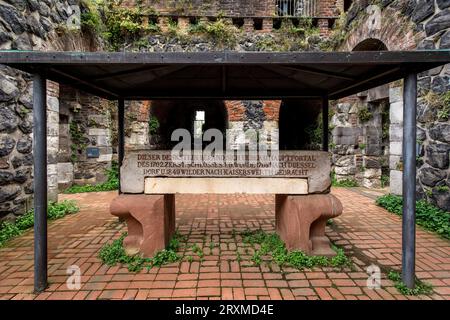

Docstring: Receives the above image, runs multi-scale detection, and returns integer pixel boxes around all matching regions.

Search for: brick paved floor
[0,188,448,300]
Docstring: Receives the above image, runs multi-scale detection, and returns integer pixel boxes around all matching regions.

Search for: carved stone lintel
[110,194,175,257]
[275,194,343,256]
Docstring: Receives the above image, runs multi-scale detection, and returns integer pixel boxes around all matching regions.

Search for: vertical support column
[33,74,47,293]
[322,96,329,152]
[118,98,125,194]
[402,73,417,289]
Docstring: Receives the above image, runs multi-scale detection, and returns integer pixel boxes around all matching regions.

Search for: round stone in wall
[16,136,32,154]
[0,134,15,157]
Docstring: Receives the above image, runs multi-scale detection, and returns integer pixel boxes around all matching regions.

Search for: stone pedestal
[275,194,343,256]
[110,194,175,257]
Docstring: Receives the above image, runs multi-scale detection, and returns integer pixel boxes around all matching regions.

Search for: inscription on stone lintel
[132,151,322,178]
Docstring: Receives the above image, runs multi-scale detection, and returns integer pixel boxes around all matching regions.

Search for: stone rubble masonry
[335,0,450,211]
[0,0,88,220]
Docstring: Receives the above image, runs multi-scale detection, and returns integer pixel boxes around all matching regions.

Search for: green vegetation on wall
[64,160,119,193]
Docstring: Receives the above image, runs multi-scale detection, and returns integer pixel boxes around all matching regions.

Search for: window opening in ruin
[276,0,317,17]
[344,0,353,12]
[232,18,245,29]
[273,18,282,29]
[253,18,263,30]
[193,110,206,140]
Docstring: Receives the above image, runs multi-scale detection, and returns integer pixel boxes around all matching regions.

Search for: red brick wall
[123,0,275,17]
[263,100,281,121]
[225,101,246,121]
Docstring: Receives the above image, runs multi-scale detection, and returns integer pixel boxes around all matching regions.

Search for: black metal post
[33,74,47,293]
[402,73,417,289]
[322,96,329,152]
[118,98,125,194]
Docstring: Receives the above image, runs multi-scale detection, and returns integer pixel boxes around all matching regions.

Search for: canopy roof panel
[1,50,449,100]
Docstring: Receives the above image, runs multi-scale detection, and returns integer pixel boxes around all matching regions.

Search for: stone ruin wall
[333,0,450,211]
[0,0,116,221]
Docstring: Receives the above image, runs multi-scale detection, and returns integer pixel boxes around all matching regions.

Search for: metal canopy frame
[1,50,449,293]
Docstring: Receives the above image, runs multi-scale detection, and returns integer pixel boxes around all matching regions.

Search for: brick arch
[338,6,426,51]
[224,100,281,123]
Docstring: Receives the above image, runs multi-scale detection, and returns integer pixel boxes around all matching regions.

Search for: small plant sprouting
[387,271,433,296]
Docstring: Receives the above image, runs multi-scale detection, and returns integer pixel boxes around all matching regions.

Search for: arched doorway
[279,99,322,150]
[353,38,388,51]
[149,100,228,150]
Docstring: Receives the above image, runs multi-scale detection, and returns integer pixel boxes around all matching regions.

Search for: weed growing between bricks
[99,231,188,272]
[387,271,433,296]
[0,200,80,247]
[239,229,352,270]
[98,228,352,273]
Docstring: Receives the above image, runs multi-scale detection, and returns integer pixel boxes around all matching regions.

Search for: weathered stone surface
[16,136,31,154]
[0,4,28,34]
[419,166,446,186]
[275,194,343,256]
[122,150,331,194]
[417,127,427,142]
[411,0,435,23]
[110,194,176,257]
[431,76,449,94]
[26,0,39,12]
[390,101,403,124]
[332,127,361,145]
[440,30,450,49]
[4,0,27,11]
[0,106,18,133]
[390,170,403,195]
[336,103,351,114]
[335,155,354,167]
[437,0,450,10]
[426,9,450,36]
[0,135,15,157]
[0,185,20,202]
[418,76,431,96]
[429,123,450,143]
[417,99,437,123]
[431,188,450,211]
[0,171,13,186]
[364,156,381,169]
[0,74,18,102]
[426,143,450,169]
[14,168,29,184]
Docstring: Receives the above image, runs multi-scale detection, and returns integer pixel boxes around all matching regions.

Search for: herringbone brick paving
[0,188,449,300]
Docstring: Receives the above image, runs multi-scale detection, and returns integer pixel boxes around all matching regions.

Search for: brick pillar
[46,81,59,202]
[243,18,254,32]
[159,16,170,33]
[262,18,273,32]
[318,18,330,37]
[178,17,190,33]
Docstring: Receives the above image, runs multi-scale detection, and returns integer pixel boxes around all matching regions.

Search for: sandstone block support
[110,194,176,257]
[275,194,343,256]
